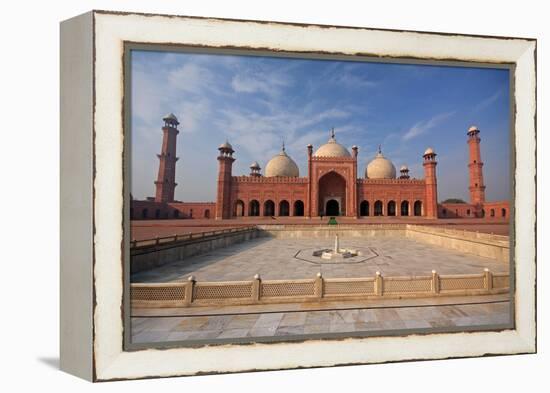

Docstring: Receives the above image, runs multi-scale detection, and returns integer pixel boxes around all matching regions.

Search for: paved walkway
[131,295,510,344]
[132,236,508,283]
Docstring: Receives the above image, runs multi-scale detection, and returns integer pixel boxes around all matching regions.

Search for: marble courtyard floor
[131,294,511,344]
[131,236,508,283]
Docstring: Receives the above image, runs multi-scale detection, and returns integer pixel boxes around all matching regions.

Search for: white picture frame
[60,10,536,381]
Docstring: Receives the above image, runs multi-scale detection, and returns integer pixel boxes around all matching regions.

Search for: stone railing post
[184,275,195,306]
[252,274,261,302]
[484,268,493,292]
[375,271,383,296]
[431,270,440,294]
[314,272,324,299]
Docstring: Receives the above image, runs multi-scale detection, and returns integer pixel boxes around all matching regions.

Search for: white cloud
[473,88,504,113]
[231,72,289,97]
[168,63,213,93]
[132,70,166,125]
[168,62,222,96]
[217,105,353,165]
[402,111,455,141]
[177,99,211,134]
[332,72,377,89]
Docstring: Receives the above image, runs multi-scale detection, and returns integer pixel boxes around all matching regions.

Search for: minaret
[351,145,359,218]
[399,165,410,179]
[423,147,438,218]
[306,143,313,219]
[154,113,179,203]
[467,125,486,205]
[249,161,261,177]
[215,141,235,220]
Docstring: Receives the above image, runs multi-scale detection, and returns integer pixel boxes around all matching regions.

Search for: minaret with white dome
[467,125,486,205]
[154,113,180,203]
[215,140,235,219]
[249,161,262,177]
[399,165,410,179]
[422,147,438,218]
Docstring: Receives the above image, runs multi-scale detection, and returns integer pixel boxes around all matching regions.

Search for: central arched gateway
[318,171,346,216]
[325,199,340,216]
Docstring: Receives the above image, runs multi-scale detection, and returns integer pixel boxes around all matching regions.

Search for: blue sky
[131,50,510,203]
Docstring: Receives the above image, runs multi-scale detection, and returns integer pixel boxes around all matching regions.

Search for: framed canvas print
[60,10,536,381]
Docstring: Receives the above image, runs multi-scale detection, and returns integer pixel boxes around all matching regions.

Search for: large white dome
[265,148,299,177]
[366,149,396,179]
[314,132,351,158]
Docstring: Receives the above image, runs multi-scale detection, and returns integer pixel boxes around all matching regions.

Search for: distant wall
[439,201,510,220]
[257,224,405,239]
[130,199,215,220]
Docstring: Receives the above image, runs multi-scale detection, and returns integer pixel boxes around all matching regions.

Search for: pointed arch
[360,200,369,216]
[264,200,275,216]
[374,200,383,216]
[293,200,304,216]
[279,200,290,216]
[387,200,396,216]
[249,200,260,216]
[400,200,409,216]
[413,200,422,216]
[234,200,245,217]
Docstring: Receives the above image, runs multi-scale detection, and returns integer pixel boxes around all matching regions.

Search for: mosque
[130,114,509,221]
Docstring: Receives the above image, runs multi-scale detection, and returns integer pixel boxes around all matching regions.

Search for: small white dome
[265,148,299,177]
[219,140,233,150]
[313,131,351,158]
[163,113,179,123]
[400,165,409,171]
[424,147,435,156]
[366,149,396,179]
[249,161,260,169]
[468,125,479,132]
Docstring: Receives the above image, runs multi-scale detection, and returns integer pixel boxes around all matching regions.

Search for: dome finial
[330,127,335,139]
[378,144,382,154]
[282,139,285,152]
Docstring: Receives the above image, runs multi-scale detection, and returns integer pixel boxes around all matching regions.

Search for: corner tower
[215,141,235,220]
[467,125,486,205]
[154,113,179,203]
[423,147,438,219]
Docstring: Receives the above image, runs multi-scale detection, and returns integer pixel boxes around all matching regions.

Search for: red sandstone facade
[131,116,509,221]
[216,143,439,220]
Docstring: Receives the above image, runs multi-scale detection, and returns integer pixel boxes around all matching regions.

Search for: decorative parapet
[310,156,356,162]
[232,176,308,184]
[357,178,426,185]
[131,269,509,308]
